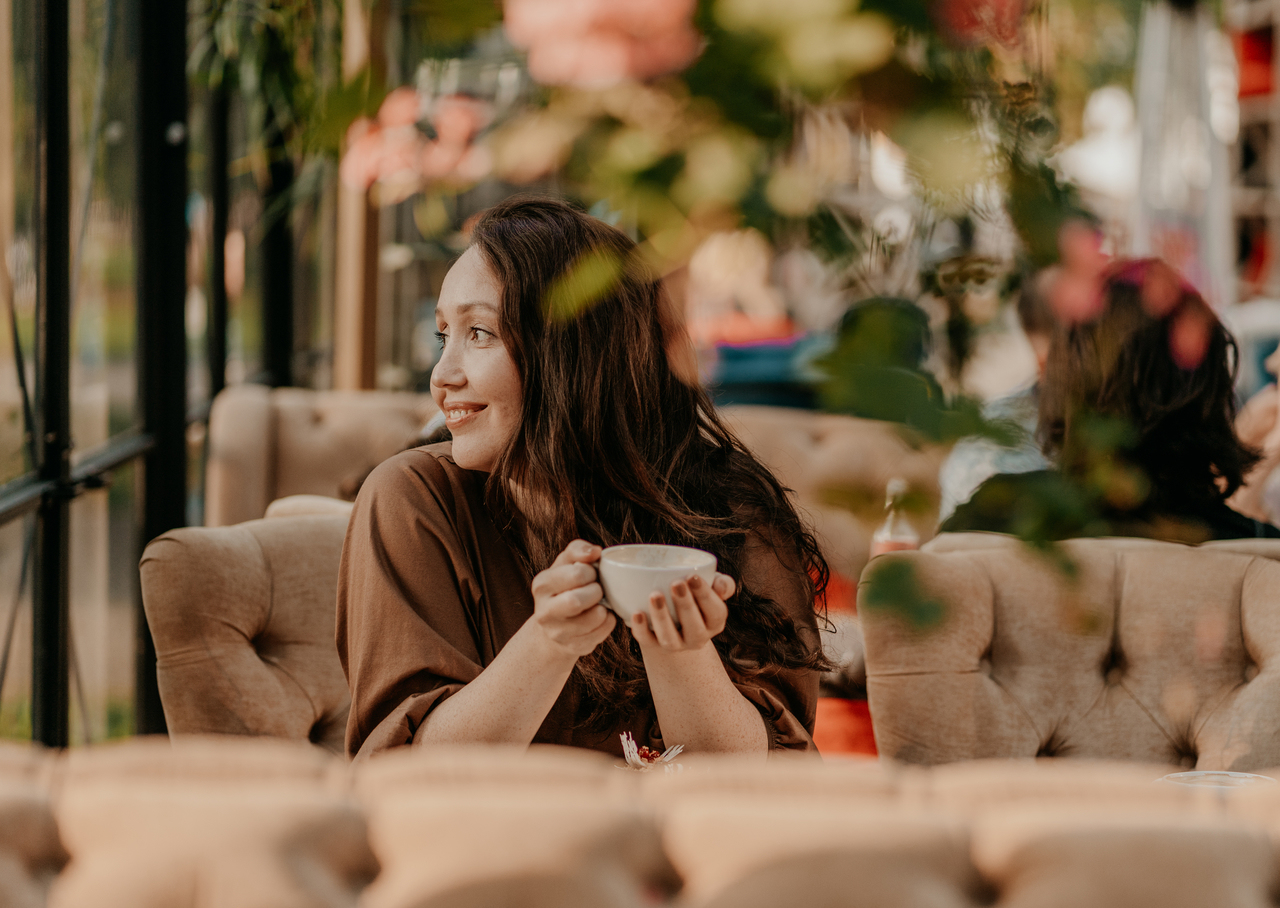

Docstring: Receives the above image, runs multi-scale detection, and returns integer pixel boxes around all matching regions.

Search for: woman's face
[430,247,522,473]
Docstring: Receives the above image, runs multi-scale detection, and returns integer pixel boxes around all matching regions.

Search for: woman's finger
[545,582,604,618]
[670,579,708,643]
[645,591,683,647]
[711,572,736,600]
[532,562,599,599]
[549,539,601,569]
[688,574,728,637]
[629,611,657,646]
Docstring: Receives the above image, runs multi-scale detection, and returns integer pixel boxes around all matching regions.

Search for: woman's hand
[529,539,616,658]
[630,573,736,653]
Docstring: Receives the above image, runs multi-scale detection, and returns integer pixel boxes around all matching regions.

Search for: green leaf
[543,249,624,322]
[859,558,946,630]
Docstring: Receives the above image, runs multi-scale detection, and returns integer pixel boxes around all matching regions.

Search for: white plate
[1158,771,1276,788]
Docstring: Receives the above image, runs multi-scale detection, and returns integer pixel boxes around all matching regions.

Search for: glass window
[68,461,137,744]
[0,0,38,486]
[69,0,139,462]
[0,514,34,739]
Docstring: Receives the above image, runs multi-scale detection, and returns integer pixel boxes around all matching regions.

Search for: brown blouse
[336,443,821,762]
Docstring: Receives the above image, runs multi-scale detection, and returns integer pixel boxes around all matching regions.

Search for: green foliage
[859,558,945,629]
[543,249,624,322]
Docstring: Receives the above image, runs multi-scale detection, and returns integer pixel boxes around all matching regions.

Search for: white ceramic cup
[597,544,718,624]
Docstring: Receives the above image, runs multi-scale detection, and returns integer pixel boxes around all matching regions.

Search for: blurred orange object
[822,570,857,613]
[813,697,878,756]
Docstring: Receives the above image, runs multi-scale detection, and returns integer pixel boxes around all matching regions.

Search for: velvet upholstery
[205,385,436,527]
[139,514,352,753]
[862,535,1280,770]
[721,405,944,580]
[0,738,1279,906]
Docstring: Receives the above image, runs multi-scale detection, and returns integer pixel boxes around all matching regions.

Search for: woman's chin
[450,443,495,474]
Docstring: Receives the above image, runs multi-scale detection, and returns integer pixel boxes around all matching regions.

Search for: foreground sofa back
[861,534,1280,770]
[206,384,436,526]
[13,736,1280,908]
[139,514,351,752]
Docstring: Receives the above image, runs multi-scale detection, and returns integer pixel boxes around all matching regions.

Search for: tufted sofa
[205,384,436,527]
[13,736,1280,908]
[138,512,352,752]
[720,405,945,582]
[860,533,1280,770]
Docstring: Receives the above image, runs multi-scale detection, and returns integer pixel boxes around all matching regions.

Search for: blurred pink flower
[934,0,1025,47]
[340,117,387,190]
[1170,307,1211,370]
[506,0,701,88]
[1139,262,1182,317]
[339,92,494,192]
[1049,221,1108,324]
[379,87,421,128]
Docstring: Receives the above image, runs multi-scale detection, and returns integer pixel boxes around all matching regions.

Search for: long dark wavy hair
[1039,258,1260,508]
[469,197,830,725]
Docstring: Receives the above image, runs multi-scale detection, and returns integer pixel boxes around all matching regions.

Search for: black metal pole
[260,28,294,388]
[208,83,228,399]
[32,0,71,748]
[135,0,188,735]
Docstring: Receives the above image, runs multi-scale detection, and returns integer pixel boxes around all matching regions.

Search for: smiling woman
[430,252,523,473]
[336,197,831,762]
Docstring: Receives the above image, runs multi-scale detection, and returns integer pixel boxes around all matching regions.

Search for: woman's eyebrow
[453,301,500,317]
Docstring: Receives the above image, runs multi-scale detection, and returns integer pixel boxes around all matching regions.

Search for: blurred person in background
[338,198,830,762]
[937,268,1057,521]
[942,259,1280,542]
[1229,345,1280,525]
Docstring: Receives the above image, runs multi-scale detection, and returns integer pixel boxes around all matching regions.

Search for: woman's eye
[469,326,493,342]
[434,330,447,345]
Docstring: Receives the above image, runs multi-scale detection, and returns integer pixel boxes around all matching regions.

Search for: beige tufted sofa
[720,405,945,581]
[11,735,1280,907]
[861,533,1280,770]
[205,384,436,527]
[138,512,352,752]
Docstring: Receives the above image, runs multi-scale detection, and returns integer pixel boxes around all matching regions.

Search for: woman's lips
[443,405,486,428]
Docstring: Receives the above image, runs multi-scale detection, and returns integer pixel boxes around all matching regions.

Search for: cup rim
[599,543,716,570]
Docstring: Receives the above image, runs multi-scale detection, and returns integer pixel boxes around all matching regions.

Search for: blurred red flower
[933,0,1025,47]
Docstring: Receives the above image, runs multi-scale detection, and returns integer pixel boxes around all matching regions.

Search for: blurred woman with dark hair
[337,197,829,761]
[943,258,1280,541]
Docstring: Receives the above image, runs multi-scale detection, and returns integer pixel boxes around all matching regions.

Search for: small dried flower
[620,732,684,773]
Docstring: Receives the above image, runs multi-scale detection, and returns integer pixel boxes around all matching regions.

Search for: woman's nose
[430,341,465,389]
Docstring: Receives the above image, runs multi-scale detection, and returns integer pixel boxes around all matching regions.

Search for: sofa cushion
[971,808,1277,908]
[50,781,376,908]
[862,538,1280,770]
[139,515,351,752]
[721,405,944,580]
[0,782,67,908]
[206,385,435,526]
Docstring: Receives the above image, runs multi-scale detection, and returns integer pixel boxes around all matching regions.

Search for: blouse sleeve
[730,532,822,752]
[336,451,488,761]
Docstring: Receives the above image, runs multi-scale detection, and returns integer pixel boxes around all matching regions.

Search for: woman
[943,258,1280,541]
[337,198,829,761]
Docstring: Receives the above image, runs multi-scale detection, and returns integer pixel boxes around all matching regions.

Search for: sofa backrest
[721,405,945,580]
[861,536,1280,771]
[139,514,351,752]
[205,384,436,526]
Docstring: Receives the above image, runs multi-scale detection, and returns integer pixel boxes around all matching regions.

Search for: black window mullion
[134,0,188,736]
[32,0,71,749]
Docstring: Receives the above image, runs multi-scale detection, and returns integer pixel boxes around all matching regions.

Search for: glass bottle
[870,477,919,557]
